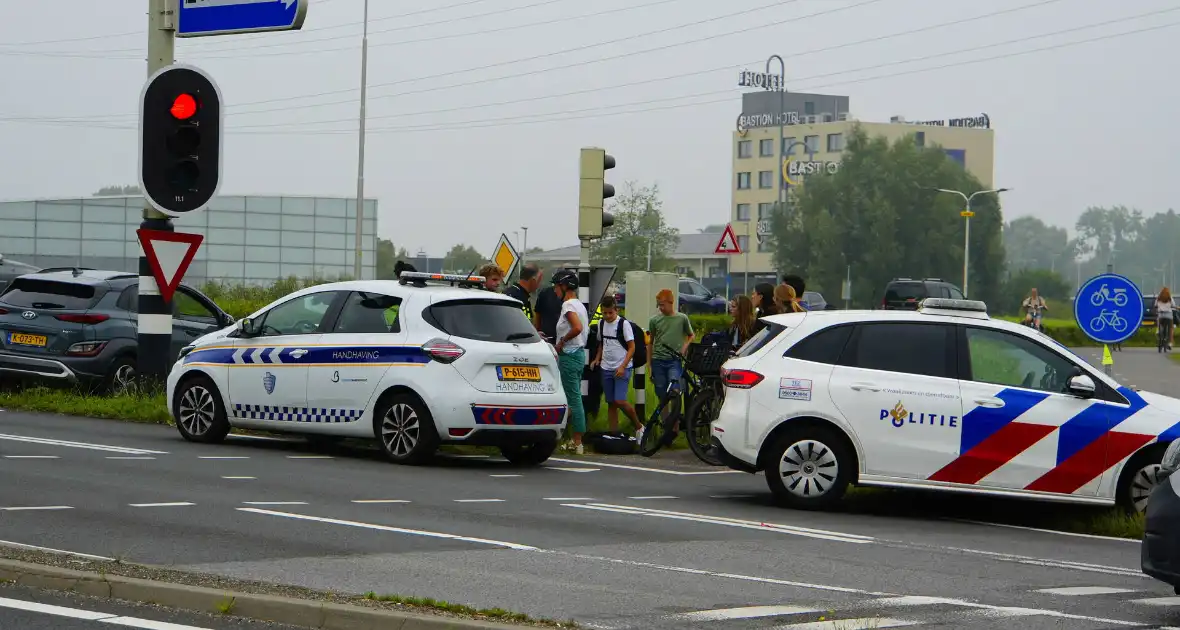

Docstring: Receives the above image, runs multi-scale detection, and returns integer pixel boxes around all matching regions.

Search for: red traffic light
[170,93,197,120]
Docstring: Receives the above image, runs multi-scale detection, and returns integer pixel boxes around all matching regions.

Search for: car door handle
[973,398,1005,408]
[850,383,881,392]
[290,349,308,358]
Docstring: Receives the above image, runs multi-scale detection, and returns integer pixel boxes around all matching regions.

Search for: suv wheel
[375,393,439,465]
[500,437,558,466]
[765,424,852,510]
[104,356,137,394]
[174,375,230,444]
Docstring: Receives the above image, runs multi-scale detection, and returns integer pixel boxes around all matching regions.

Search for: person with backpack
[590,295,645,441]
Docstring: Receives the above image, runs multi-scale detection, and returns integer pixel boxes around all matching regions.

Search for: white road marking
[671,605,821,621]
[0,539,114,561]
[454,499,504,503]
[567,503,874,544]
[628,495,677,500]
[198,456,248,459]
[937,545,1147,578]
[772,618,918,629]
[0,433,166,455]
[947,518,1142,543]
[129,502,196,508]
[237,507,538,550]
[106,456,156,460]
[1036,586,1138,595]
[709,494,755,499]
[548,456,743,475]
[3,455,58,459]
[490,474,522,478]
[287,455,333,459]
[544,497,596,501]
[0,595,219,629]
[1133,596,1180,606]
[242,501,308,506]
[549,467,599,473]
[221,476,255,479]
[351,499,410,504]
[0,506,72,511]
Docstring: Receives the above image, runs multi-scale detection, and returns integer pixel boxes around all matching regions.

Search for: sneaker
[635,426,645,445]
[575,443,584,455]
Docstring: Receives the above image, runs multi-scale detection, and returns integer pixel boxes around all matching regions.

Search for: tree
[93,184,141,196]
[442,244,485,273]
[590,181,679,274]
[1003,217,1077,274]
[375,238,411,279]
[1075,205,1143,267]
[769,126,1006,306]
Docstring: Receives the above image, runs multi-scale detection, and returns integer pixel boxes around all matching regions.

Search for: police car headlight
[1160,439,1180,479]
[178,345,195,359]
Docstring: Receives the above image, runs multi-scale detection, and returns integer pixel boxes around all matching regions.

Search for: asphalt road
[0,582,304,630]
[2,405,1180,629]
[1070,345,1179,395]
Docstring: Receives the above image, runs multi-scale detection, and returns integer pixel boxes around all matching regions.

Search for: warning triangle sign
[714,224,742,255]
[137,229,204,303]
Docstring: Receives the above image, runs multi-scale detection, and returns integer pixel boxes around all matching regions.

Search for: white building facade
[0,194,378,286]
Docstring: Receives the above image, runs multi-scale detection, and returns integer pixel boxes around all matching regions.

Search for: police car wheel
[765,425,851,510]
[1117,444,1167,514]
[500,437,557,466]
[374,393,439,465]
[174,375,230,444]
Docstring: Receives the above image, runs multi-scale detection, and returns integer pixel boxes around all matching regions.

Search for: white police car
[166,272,567,465]
[711,298,1180,512]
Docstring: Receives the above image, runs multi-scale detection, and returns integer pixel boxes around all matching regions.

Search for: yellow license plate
[497,365,540,382]
[9,333,47,347]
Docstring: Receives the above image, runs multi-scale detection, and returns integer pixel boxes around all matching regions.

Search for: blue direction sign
[178,0,308,38]
[1074,273,1144,345]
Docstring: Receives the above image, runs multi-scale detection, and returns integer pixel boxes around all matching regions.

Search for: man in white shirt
[591,295,644,440]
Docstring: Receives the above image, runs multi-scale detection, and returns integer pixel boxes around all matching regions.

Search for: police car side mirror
[236,317,258,337]
[1066,374,1096,398]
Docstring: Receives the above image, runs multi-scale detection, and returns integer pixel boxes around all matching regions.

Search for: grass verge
[0,386,171,425]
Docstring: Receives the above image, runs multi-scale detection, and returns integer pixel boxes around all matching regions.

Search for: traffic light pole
[578,239,591,404]
[139,0,177,389]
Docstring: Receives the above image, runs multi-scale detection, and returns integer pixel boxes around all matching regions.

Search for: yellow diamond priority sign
[491,233,520,279]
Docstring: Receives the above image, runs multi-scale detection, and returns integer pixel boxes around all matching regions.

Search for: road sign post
[1074,273,1144,376]
[178,0,309,38]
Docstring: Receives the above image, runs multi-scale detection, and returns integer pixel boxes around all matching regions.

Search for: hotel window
[759,171,773,188]
[737,236,750,252]
[736,204,751,221]
[737,172,751,189]
[827,133,845,152]
[738,140,752,158]
[804,135,819,153]
[782,137,798,155]
[758,203,774,220]
[758,237,774,253]
[804,101,815,116]
[759,139,774,157]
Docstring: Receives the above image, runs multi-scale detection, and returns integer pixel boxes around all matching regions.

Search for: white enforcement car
[165,272,568,465]
[711,298,1180,512]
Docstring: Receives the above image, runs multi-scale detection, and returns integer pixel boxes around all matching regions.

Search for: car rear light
[66,341,107,357]
[722,368,764,389]
[55,313,109,324]
[422,338,465,363]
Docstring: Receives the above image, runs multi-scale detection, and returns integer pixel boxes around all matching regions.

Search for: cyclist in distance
[1022,287,1048,331]
[1158,287,1174,351]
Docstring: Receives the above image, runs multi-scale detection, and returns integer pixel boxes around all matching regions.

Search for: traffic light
[139,64,223,217]
[578,147,616,239]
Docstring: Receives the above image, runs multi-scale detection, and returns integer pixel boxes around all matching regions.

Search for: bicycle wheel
[685,388,724,466]
[639,397,670,457]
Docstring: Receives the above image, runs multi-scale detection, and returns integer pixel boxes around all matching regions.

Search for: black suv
[881,277,965,310]
[0,268,232,391]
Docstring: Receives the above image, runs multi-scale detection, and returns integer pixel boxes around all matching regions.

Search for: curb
[0,558,531,630]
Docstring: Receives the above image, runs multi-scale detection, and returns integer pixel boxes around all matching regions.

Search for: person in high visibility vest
[502,263,542,330]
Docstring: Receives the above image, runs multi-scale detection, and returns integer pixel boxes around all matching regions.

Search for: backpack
[598,316,647,366]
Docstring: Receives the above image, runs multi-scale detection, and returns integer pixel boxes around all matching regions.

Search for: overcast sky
[0,0,1176,256]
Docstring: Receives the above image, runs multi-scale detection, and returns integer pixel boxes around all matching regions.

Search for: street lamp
[520,226,528,268]
[352,0,371,280]
[930,186,1010,297]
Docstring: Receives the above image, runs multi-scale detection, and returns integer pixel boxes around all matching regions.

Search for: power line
[10,13,1172,135]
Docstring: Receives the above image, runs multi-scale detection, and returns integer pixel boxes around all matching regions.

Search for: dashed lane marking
[0,506,72,511]
[544,497,596,501]
[221,476,255,480]
[628,495,678,500]
[351,499,410,504]
[1132,596,1180,606]
[3,455,58,459]
[490,474,522,478]
[548,467,599,473]
[772,618,919,629]
[1036,586,1138,595]
[129,502,196,508]
[242,501,308,506]
[670,605,822,621]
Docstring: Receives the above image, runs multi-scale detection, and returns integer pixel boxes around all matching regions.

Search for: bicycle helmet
[552,269,579,291]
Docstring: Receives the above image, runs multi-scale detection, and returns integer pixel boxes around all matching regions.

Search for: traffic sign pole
[138,0,178,389]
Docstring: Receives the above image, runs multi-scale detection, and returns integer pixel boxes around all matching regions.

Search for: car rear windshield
[735,322,788,358]
[885,282,926,302]
[425,299,540,344]
[0,278,99,310]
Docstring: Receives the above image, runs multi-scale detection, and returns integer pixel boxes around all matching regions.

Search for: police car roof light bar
[398,271,486,289]
[918,297,989,319]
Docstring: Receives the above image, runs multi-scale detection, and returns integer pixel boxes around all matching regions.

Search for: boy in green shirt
[647,288,695,403]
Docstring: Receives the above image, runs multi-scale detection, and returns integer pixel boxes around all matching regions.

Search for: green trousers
[558,348,587,434]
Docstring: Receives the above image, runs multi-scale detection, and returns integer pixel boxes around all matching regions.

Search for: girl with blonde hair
[774,283,805,313]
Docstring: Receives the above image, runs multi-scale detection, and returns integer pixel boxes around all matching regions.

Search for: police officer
[503,263,542,330]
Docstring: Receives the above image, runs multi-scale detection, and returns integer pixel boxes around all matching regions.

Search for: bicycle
[1090,309,1128,334]
[1159,315,1173,353]
[638,341,731,464]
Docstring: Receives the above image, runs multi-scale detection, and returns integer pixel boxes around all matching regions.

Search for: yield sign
[136,229,204,303]
[714,224,742,255]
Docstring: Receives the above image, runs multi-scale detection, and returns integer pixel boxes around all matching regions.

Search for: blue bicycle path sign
[1073,273,1143,345]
